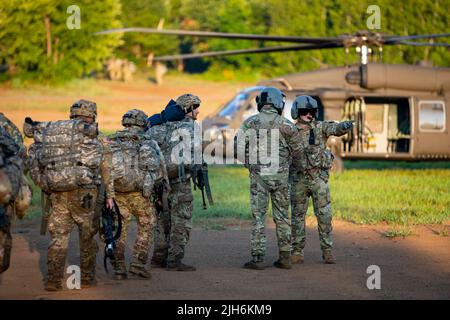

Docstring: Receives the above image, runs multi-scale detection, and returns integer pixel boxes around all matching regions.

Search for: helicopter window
[419,101,445,131]
[218,93,249,120]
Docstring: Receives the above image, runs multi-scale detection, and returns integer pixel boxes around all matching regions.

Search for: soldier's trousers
[114,192,156,270]
[250,175,291,258]
[290,171,333,253]
[153,179,193,264]
[47,188,99,283]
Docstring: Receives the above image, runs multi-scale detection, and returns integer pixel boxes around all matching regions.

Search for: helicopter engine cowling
[359,63,450,92]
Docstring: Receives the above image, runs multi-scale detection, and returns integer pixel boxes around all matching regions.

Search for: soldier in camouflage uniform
[45,100,115,291]
[0,113,26,159]
[289,96,353,264]
[147,94,202,271]
[109,109,157,280]
[0,113,31,219]
[0,126,23,274]
[237,87,303,270]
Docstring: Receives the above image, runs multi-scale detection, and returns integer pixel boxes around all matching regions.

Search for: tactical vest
[298,121,334,171]
[109,130,163,194]
[245,112,290,175]
[149,119,195,180]
[26,119,103,193]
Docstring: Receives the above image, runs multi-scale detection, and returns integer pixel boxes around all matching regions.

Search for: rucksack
[25,118,103,193]
[147,99,185,129]
[109,130,164,194]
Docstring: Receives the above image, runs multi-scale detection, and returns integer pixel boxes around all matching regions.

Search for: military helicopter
[96,28,450,168]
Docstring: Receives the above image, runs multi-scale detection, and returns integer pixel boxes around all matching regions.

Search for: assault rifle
[191,162,214,210]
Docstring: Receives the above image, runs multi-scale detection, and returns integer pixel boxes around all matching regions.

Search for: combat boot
[129,263,152,279]
[45,281,62,292]
[291,252,304,264]
[322,250,336,264]
[112,260,128,280]
[81,276,97,288]
[166,259,196,271]
[273,252,292,269]
[150,257,167,268]
[243,255,265,270]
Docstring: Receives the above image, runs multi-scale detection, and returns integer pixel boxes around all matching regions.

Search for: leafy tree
[0,0,122,82]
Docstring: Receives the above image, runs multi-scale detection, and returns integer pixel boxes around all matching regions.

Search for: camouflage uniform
[239,101,303,267]
[147,94,201,270]
[109,112,158,278]
[0,126,23,274]
[0,112,25,158]
[290,119,350,257]
[45,100,115,289]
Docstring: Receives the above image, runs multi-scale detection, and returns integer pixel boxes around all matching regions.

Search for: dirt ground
[0,218,449,300]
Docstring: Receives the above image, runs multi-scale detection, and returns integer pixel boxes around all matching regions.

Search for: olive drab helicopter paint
[95,28,450,168]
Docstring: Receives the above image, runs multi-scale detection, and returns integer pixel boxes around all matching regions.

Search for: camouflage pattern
[121,109,148,128]
[152,179,193,264]
[0,126,23,274]
[147,115,199,265]
[290,119,350,253]
[45,108,114,287]
[176,94,201,113]
[113,192,156,271]
[47,188,99,283]
[70,100,97,120]
[239,106,303,259]
[26,119,106,193]
[0,113,25,157]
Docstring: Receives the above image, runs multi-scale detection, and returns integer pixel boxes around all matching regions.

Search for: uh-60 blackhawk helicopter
[96,28,450,170]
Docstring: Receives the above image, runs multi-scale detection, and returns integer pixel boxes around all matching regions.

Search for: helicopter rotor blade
[384,33,450,44]
[395,41,450,47]
[94,27,342,44]
[152,43,342,61]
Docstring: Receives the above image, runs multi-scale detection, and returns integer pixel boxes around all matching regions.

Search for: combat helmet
[70,99,97,120]
[122,109,148,127]
[291,95,318,120]
[256,87,286,115]
[176,94,201,114]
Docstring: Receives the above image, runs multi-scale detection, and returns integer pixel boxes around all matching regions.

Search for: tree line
[0,0,448,83]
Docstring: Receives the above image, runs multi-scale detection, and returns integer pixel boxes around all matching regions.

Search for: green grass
[23,164,450,227]
[191,165,450,226]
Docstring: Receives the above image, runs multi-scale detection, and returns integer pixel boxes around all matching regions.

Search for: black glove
[341,120,354,130]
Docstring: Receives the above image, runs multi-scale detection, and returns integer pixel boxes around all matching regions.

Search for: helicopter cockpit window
[218,93,249,120]
[419,101,445,131]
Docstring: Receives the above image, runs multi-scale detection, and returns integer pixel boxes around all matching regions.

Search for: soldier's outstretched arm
[323,120,354,137]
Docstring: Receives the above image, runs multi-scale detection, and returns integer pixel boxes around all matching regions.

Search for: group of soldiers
[0,86,352,292]
[239,87,353,269]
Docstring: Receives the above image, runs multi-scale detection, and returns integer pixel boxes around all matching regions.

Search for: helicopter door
[413,99,449,154]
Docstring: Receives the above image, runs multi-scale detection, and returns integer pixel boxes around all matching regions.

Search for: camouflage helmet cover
[70,99,97,120]
[175,94,201,113]
[122,109,148,127]
[256,87,286,114]
[291,95,318,119]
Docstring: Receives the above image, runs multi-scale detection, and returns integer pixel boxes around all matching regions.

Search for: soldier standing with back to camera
[237,87,303,270]
[26,100,115,291]
[147,94,201,271]
[108,109,160,280]
[289,95,353,264]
